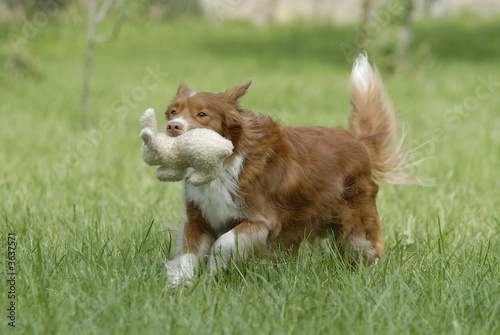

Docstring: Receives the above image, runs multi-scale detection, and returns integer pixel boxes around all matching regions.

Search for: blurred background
[1,0,499,226]
[1,0,499,231]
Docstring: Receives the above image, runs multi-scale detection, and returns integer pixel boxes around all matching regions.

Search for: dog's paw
[208,230,239,273]
[165,254,197,286]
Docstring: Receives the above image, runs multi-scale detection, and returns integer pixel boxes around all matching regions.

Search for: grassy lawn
[1,14,499,334]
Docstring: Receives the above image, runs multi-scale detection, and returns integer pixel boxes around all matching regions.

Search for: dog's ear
[222,78,252,102]
[221,113,243,149]
[177,81,191,96]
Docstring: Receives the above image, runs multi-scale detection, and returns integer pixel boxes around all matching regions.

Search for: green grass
[1,14,500,334]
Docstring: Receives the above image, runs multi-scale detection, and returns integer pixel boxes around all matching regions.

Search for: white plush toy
[139,108,234,186]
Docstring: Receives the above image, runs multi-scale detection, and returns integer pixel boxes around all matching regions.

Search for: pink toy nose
[166,121,184,137]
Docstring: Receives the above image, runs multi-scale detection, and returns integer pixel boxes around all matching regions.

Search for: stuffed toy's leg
[140,108,158,132]
[188,166,222,186]
[155,166,187,182]
[140,128,156,146]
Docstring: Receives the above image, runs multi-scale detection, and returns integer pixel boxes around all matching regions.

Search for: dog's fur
[164,54,417,284]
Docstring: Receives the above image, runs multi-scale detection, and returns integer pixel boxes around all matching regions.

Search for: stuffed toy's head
[139,108,234,186]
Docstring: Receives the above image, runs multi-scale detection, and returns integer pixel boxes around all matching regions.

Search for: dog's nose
[166,121,184,137]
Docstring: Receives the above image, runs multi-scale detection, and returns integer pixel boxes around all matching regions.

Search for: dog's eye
[171,110,177,115]
[198,112,207,118]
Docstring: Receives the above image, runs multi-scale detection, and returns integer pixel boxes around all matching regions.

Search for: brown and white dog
[164,54,416,284]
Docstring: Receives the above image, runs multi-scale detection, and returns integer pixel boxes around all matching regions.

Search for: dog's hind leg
[334,177,385,264]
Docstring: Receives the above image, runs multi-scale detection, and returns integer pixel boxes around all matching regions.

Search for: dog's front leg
[209,221,270,272]
[166,202,215,285]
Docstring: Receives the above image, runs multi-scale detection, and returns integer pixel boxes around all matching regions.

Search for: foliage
[0,44,40,81]
[359,0,414,72]
[1,0,200,20]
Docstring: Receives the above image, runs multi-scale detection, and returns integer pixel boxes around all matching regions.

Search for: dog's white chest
[185,155,244,231]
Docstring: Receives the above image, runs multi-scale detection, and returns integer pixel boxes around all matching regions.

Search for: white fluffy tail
[349,54,422,185]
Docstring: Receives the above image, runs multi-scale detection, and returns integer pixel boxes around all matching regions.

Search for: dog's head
[164,79,252,146]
